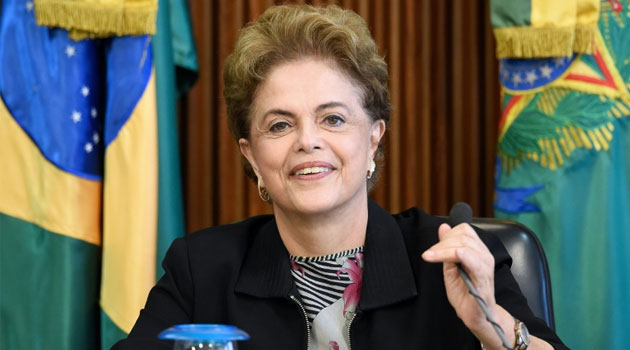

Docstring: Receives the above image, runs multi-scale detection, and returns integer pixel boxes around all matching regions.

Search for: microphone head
[447,202,473,227]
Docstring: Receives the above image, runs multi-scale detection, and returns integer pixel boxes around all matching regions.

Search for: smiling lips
[290,162,335,178]
[294,167,332,175]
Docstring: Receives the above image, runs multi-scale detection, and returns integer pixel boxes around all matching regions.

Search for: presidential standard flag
[491,1,630,350]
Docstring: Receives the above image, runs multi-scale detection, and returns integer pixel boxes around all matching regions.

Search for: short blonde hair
[223,4,390,185]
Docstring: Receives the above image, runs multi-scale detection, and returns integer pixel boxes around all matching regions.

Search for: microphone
[447,202,473,228]
[447,202,511,350]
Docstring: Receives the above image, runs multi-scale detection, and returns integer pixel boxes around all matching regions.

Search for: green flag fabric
[492,1,630,349]
[154,0,198,280]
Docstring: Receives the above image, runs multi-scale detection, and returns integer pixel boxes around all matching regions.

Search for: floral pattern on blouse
[290,249,364,350]
[337,252,363,318]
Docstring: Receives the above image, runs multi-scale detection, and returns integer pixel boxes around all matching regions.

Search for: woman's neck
[272,195,369,257]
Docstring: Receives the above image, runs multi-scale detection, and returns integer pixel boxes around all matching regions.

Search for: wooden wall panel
[182,0,500,233]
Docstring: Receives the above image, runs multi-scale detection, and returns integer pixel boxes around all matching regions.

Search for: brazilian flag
[0,0,197,349]
[492,1,630,349]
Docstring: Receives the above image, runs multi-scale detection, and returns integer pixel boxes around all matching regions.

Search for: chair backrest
[472,218,556,331]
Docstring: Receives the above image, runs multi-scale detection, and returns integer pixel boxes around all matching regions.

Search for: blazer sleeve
[479,230,569,350]
[111,237,194,350]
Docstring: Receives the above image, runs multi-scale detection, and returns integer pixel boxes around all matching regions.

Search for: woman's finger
[438,223,451,240]
[424,224,490,261]
[422,245,487,265]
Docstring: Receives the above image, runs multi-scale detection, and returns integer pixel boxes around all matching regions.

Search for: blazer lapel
[359,199,418,310]
[234,218,295,298]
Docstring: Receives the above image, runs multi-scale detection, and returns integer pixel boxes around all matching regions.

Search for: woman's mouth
[290,162,336,178]
[293,167,332,176]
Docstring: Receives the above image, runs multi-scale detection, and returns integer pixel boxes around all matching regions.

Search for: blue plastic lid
[158,324,250,341]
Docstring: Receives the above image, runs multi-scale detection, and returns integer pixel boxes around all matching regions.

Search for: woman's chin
[269,192,333,216]
[276,190,364,218]
[291,198,340,216]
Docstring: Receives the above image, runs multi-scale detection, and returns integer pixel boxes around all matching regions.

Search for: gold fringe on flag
[34,0,157,40]
[573,24,597,53]
[492,0,599,59]
[494,27,575,59]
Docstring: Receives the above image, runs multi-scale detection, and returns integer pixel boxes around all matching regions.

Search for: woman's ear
[239,138,260,178]
[369,119,386,156]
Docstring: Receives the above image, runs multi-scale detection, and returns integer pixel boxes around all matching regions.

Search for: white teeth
[294,167,332,176]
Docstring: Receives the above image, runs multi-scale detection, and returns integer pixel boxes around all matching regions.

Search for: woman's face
[239,58,385,217]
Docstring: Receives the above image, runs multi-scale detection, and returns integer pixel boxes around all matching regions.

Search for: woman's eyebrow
[315,101,350,113]
[262,109,294,119]
[263,102,349,119]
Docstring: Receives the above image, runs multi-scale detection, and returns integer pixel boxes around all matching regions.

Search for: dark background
[180,0,501,233]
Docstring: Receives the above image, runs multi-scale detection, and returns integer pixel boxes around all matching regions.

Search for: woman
[114,5,567,350]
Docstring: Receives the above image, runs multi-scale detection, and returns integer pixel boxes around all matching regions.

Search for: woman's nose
[295,122,323,153]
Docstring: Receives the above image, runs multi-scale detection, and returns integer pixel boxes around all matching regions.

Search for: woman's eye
[269,121,290,133]
[324,114,345,126]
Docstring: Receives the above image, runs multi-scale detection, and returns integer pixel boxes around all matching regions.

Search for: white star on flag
[525,71,538,85]
[71,110,81,123]
[91,107,97,118]
[511,73,522,85]
[93,132,100,144]
[84,142,93,153]
[25,2,34,11]
[553,57,566,67]
[540,65,553,79]
[81,86,90,97]
[65,45,76,58]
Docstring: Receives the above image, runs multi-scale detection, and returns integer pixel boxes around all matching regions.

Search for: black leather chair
[472,218,556,331]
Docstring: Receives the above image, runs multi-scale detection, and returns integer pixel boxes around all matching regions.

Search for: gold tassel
[550,139,562,166]
[573,24,596,54]
[558,137,570,157]
[578,128,592,149]
[601,126,613,141]
[593,129,609,151]
[569,125,584,148]
[562,127,577,151]
[34,0,157,40]
[544,139,557,170]
[616,102,630,116]
[494,27,575,59]
[587,129,601,151]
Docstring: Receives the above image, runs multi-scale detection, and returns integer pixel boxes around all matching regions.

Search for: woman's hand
[422,223,515,349]
[422,223,498,327]
[421,223,554,350]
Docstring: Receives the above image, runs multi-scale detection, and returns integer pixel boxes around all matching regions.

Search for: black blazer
[113,200,567,349]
